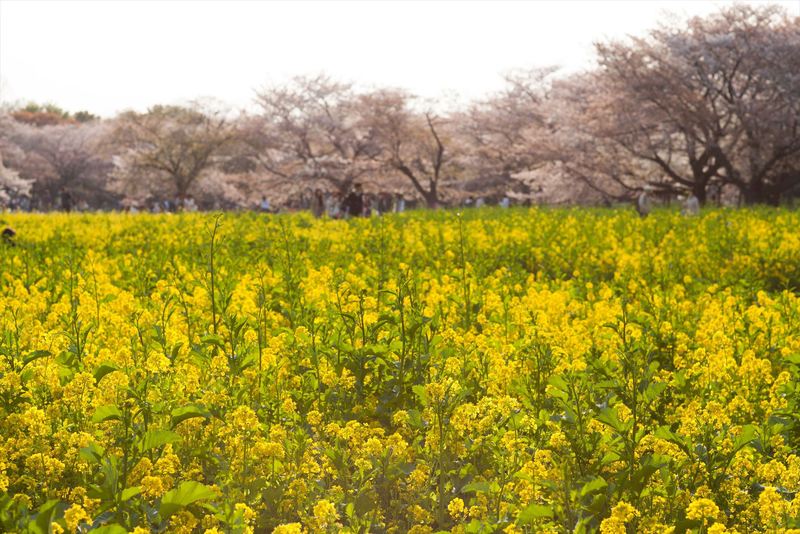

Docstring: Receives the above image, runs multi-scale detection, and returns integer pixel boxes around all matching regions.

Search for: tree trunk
[743,178,765,205]
[175,175,190,200]
[692,181,707,206]
[425,182,438,208]
[766,190,781,207]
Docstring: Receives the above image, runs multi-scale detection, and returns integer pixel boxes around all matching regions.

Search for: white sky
[1,0,798,117]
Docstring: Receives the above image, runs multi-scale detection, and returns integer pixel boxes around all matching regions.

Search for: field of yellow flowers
[2,208,800,533]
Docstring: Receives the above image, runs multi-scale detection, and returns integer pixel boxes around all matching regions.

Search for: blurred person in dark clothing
[60,187,73,213]
[2,226,16,246]
[343,183,365,218]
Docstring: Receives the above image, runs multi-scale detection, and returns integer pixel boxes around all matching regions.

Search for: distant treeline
[1,4,798,211]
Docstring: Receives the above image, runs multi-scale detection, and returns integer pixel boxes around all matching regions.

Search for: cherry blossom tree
[111,104,233,203]
[0,149,32,206]
[458,68,556,184]
[8,121,113,207]
[359,89,462,207]
[249,75,379,194]
[593,4,800,204]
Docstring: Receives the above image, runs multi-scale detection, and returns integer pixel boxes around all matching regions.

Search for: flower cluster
[1,208,800,533]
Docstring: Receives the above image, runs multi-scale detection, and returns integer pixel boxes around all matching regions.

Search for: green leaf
[91,525,127,534]
[654,426,693,456]
[599,451,621,467]
[23,350,52,367]
[580,477,608,497]
[354,491,375,516]
[547,374,568,391]
[596,407,627,433]
[140,430,180,452]
[29,499,60,534]
[170,342,184,361]
[517,503,554,524]
[93,363,119,383]
[121,487,141,502]
[92,405,122,424]
[159,481,216,519]
[200,335,225,348]
[465,519,484,534]
[642,381,667,404]
[734,425,757,451]
[79,442,106,464]
[412,384,427,406]
[462,481,491,494]
[171,404,211,428]
[627,456,664,492]
[783,353,800,366]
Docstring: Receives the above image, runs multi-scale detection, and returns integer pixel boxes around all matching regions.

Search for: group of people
[262,184,409,218]
[146,196,199,214]
[262,187,521,218]
[636,190,701,217]
[3,187,78,213]
[3,183,711,223]
[462,195,513,208]
[117,195,202,213]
